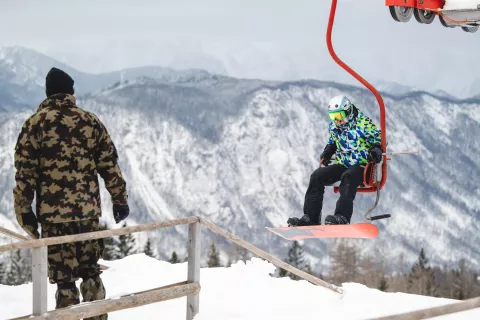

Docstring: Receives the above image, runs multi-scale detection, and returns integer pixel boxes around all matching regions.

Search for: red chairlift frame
[326,0,388,194]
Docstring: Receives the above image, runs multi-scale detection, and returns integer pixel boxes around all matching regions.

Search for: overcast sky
[1,0,479,97]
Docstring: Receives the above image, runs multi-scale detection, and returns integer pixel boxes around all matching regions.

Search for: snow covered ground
[1,254,479,320]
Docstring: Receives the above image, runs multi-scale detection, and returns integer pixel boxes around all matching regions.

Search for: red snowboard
[266,223,379,240]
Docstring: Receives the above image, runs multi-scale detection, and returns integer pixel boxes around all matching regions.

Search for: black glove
[287,214,315,226]
[113,203,129,224]
[320,143,336,165]
[368,145,383,163]
[16,211,40,239]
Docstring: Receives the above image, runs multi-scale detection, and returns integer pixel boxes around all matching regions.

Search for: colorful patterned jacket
[326,106,382,167]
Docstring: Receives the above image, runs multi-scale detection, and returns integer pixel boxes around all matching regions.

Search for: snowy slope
[0,254,479,320]
[0,49,479,272]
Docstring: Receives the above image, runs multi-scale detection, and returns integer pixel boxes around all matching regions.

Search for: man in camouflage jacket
[13,67,129,318]
[287,95,383,227]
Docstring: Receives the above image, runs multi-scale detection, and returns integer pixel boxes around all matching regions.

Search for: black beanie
[45,67,75,97]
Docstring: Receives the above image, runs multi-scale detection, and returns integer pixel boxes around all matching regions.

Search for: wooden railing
[0,216,342,320]
[2,217,479,319]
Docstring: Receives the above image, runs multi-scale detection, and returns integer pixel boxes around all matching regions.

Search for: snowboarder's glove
[368,145,383,163]
[16,211,40,239]
[113,203,129,224]
[320,143,336,166]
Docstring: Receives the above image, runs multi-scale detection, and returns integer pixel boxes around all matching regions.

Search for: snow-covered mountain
[0,47,479,272]
[374,80,420,97]
[0,46,228,111]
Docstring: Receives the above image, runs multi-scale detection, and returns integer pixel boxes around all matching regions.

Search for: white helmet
[328,95,353,122]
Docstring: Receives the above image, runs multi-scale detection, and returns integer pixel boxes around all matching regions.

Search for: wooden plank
[12,282,201,320]
[133,281,188,295]
[372,296,480,320]
[31,247,48,316]
[186,222,201,320]
[0,226,30,241]
[0,216,200,253]
[199,217,344,294]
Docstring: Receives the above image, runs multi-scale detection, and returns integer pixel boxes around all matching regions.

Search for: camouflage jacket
[13,94,127,224]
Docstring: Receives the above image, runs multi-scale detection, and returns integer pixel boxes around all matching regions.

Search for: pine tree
[278,268,287,277]
[408,247,437,296]
[144,238,156,259]
[169,251,179,264]
[98,222,122,261]
[281,240,311,280]
[235,246,251,263]
[103,236,122,260]
[452,259,472,299]
[207,241,221,267]
[329,239,359,284]
[21,249,32,283]
[118,222,137,258]
[0,261,6,284]
[6,250,31,285]
[378,275,389,292]
[5,265,16,285]
[473,271,480,298]
[452,269,465,299]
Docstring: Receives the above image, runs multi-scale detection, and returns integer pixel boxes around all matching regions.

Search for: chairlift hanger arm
[326,0,387,190]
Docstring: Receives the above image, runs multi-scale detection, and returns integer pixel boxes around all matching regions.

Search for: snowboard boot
[287,214,320,227]
[324,214,349,225]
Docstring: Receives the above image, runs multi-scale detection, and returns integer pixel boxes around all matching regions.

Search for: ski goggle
[328,110,347,121]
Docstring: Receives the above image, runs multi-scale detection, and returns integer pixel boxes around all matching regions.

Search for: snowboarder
[287,95,382,226]
[13,67,129,318]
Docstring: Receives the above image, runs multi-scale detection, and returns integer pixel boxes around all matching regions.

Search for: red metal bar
[385,0,416,8]
[327,0,387,191]
[421,0,445,9]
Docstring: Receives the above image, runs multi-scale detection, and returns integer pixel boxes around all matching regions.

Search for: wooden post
[186,222,201,320]
[32,246,48,315]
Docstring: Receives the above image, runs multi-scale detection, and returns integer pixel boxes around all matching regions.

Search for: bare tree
[328,239,359,285]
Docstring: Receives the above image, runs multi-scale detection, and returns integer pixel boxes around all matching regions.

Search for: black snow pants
[303,164,364,224]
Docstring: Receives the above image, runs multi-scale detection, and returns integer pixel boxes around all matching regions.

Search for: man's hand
[320,143,336,166]
[113,203,129,224]
[16,212,40,239]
